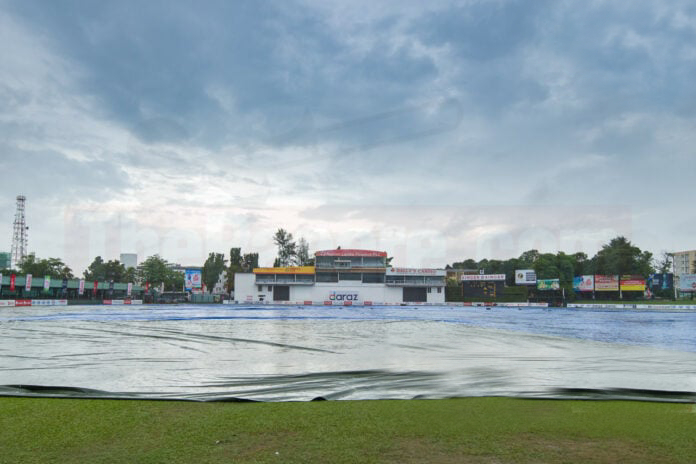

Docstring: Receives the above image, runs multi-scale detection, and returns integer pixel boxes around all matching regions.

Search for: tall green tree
[83,256,129,282]
[202,252,227,293]
[296,237,311,266]
[138,255,184,291]
[273,228,297,266]
[226,247,243,291]
[591,236,654,277]
[19,255,74,279]
[242,253,259,272]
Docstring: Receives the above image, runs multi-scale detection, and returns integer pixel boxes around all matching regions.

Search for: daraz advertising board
[573,275,594,292]
[184,269,202,290]
[678,274,696,293]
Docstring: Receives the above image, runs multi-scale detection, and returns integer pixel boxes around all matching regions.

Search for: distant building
[0,252,11,270]
[120,253,138,269]
[673,250,696,276]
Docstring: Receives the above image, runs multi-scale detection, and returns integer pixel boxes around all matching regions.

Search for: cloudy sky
[1,0,694,273]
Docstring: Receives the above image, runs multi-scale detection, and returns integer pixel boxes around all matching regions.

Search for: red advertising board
[315,249,387,257]
[15,299,31,307]
[594,275,619,291]
[93,281,98,293]
[10,274,16,291]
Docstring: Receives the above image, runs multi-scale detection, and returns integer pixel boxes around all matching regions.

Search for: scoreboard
[462,281,503,299]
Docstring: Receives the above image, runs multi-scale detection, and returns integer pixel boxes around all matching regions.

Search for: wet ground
[1,305,695,401]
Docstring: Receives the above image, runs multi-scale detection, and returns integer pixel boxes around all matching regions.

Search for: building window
[339,272,362,281]
[427,287,432,293]
[437,287,442,293]
[257,285,262,292]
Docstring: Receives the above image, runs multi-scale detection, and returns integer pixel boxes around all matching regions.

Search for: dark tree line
[448,236,656,288]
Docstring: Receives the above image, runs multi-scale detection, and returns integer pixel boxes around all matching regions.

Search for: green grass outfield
[2,398,695,463]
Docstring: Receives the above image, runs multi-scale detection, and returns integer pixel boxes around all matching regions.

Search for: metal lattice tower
[10,195,28,269]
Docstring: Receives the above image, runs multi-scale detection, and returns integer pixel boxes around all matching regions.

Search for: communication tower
[10,195,28,269]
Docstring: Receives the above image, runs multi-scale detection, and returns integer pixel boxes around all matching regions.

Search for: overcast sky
[1,0,695,273]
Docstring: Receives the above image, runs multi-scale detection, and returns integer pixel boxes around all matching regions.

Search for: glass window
[362,273,385,283]
[316,272,338,283]
[339,272,362,281]
[257,285,262,292]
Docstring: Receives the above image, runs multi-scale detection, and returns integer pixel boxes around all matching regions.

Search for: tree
[137,255,183,291]
[296,237,311,266]
[83,256,129,282]
[19,255,74,279]
[242,253,259,272]
[591,236,654,277]
[656,252,673,274]
[226,247,243,291]
[273,228,296,266]
[202,252,227,293]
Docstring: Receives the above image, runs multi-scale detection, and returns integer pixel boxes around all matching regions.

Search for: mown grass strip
[1,397,695,463]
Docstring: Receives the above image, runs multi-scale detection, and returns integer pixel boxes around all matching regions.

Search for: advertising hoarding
[185,269,202,290]
[43,276,51,290]
[315,249,387,257]
[573,275,594,292]
[678,274,696,293]
[79,279,85,295]
[649,273,673,290]
[460,273,505,281]
[537,279,560,291]
[620,275,646,292]
[25,274,32,291]
[388,267,446,276]
[515,269,537,285]
[254,266,315,275]
[595,275,619,291]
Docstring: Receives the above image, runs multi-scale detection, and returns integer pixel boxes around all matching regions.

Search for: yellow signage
[253,266,315,275]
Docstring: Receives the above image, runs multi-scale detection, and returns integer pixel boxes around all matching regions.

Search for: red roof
[314,249,387,258]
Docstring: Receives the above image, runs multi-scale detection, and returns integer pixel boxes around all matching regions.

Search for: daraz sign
[328,291,359,301]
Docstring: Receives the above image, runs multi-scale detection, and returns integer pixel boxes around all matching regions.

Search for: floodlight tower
[10,195,28,269]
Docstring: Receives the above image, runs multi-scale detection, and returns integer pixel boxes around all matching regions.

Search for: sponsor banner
[515,269,537,285]
[678,274,696,293]
[54,299,68,306]
[62,278,68,291]
[15,299,32,307]
[0,300,15,307]
[145,281,150,292]
[127,282,133,296]
[0,273,2,286]
[573,275,594,292]
[10,274,16,291]
[537,279,560,291]
[649,273,673,290]
[595,275,619,291]
[31,299,54,306]
[25,274,32,291]
[460,274,506,281]
[43,276,51,290]
[93,281,99,293]
[103,299,112,305]
[254,266,315,275]
[111,299,125,305]
[328,291,359,302]
[130,299,143,305]
[79,279,85,295]
[315,249,387,257]
[620,275,646,292]
[388,268,446,276]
